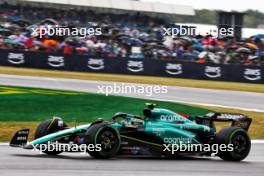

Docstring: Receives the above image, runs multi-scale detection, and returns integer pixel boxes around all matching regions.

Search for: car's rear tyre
[35,119,67,155]
[85,123,121,159]
[215,126,251,161]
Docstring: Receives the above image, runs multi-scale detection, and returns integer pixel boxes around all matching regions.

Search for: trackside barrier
[0,49,263,84]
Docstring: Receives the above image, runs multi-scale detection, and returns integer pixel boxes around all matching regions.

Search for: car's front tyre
[85,122,121,159]
[35,118,67,155]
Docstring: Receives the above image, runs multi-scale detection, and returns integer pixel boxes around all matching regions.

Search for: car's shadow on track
[10,153,251,164]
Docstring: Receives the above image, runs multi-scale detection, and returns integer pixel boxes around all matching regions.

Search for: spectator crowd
[0,3,264,66]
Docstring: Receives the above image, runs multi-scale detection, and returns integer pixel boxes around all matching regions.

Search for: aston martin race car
[10,103,252,161]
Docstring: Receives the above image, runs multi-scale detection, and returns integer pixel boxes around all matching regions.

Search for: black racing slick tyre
[34,118,67,155]
[215,126,251,161]
[85,123,121,159]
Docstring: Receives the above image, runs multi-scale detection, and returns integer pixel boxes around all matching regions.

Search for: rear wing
[195,112,252,131]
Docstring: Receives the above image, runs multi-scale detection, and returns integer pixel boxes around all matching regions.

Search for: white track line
[251,140,264,144]
[0,143,9,146]
[151,98,264,113]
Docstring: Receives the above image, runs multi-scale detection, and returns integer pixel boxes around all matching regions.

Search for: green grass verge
[0,86,210,122]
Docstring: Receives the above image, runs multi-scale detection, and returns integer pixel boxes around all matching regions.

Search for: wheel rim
[232,134,249,155]
[98,130,119,152]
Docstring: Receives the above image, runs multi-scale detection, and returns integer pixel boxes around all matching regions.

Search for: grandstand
[1,0,195,15]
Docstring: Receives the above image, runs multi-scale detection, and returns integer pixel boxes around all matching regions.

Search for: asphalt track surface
[0,74,264,112]
[0,144,263,176]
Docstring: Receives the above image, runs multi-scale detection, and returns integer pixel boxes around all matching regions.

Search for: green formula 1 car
[10,103,252,161]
